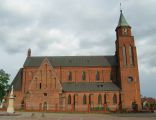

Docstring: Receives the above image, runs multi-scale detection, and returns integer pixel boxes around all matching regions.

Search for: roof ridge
[28,55,115,58]
[23,56,118,67]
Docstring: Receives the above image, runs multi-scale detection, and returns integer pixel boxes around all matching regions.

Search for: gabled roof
[118,10,130,27]
[23,56,118,67]
[10,68,23,91]
[62,82,120,92]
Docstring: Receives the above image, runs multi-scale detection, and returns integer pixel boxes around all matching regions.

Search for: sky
[0,0,156,98]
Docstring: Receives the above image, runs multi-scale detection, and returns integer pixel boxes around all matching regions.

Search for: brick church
[10,11,141,112]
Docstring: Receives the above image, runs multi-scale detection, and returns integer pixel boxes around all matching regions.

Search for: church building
[10,11,141,112]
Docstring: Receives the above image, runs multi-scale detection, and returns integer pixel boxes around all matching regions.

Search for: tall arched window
[68,71,72,81]
[129,46,134,65]
[104,94,107,104]
[89,94,92,105]
[128,76,133,83]
[68,95,71,104]
[122,46,127,66]
[83,95,87,104]
[122,28,128,35]
[98,94,102,105]
[39,82,42,89]
[113,94,117,104]
[96,71,100,81]
[110,71,113,80]
[82,71,86,81]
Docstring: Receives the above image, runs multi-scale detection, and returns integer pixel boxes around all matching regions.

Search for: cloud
[0,0,156,97]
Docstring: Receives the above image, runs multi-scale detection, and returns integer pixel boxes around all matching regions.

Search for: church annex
[10,11,141,112]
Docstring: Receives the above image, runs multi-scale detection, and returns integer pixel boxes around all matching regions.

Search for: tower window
[129,46,134,65]
[68,71,72,81]
[82,71,86,81]
[96,71,100,81]
[122,46,127,66]
[128,76,133,83]
[122,28,128,35]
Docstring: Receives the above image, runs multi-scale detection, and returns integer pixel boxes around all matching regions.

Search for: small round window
[128,76,133,83]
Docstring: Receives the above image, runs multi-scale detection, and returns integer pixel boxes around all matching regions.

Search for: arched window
[104,94,107,104]
[89,94,92,105]
[98,94,102,105]
[122,46,127,66]
[82,71,86,80]
[110,71,113,80]
[96,71,100,81]
[128,76,133,83]
[131,101,137,110]
[83,95,87,104]
[129,46,134,65]
[73,94,78,105]
[68,71,72,81]
[68,95,71,104]
[113,94,117,104]
[122,28,128,35]
[43,102,47,110]
[39,82,42,89]
[21,100,25,109]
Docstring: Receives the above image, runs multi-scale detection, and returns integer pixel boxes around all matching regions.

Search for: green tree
[0,69,10,102]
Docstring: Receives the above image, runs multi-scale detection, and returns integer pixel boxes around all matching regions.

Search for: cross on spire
[120,2,122,12]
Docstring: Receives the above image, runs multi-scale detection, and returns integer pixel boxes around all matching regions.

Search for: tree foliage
[0,69,10,102]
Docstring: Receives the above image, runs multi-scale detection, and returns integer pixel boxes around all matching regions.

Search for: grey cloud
[0,0,156,97]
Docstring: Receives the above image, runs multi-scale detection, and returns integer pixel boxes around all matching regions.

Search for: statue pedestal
[7,97,15,113]
[7,86,15,114]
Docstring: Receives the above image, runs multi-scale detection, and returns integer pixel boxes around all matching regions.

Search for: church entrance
[132,101,138,111]
[43,102,48,111]
[21,100,25,110]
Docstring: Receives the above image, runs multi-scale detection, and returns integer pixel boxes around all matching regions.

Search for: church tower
[115,10,141,110]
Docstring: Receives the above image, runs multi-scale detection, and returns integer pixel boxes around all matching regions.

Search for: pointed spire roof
[118,10,130,27]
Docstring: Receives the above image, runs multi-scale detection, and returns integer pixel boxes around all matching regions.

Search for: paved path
[0,112,156,120]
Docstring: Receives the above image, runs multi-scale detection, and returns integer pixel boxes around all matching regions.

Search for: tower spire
[117,9,130,27]
[116,9,132,38]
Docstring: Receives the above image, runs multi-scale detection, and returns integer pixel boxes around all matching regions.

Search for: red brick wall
[18,60,119,111]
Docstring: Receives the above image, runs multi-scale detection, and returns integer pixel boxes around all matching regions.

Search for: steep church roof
[24,56,118,67]
[12,56,118,91]
[118,10,130,27]
[10,68,23,91]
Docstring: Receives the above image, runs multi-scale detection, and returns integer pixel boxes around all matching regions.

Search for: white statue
[7,86,15,113]
[0,99,5,108]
